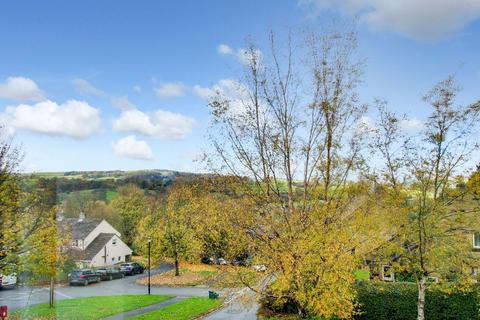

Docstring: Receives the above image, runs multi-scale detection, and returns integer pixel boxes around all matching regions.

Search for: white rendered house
[59,213,133,268]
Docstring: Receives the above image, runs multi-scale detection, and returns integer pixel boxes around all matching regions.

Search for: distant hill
[21,169,196,204]
[24,169,192,180]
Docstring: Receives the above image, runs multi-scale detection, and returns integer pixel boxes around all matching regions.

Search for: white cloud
[110,96,136,110]
[72,78,107,97]
[193,79,257,116]
[217,44,262,65]
[236,48,262,65]
[112,135,154,160]
[192,85,216,100]
[301,0,480,40]
[357,115,376,133]
[193,79,245,100]
[400,118,424,132]
[154,82,187,98]
[0,76,45,101]
[73,78,138,111]
[133,85,142,93]
[1,100,101,139]
[218,44,234,55]
[113,108,195,140]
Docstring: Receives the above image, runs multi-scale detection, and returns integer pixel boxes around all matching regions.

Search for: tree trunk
[174,258,180,276]
[297,303,307,319]
[49,277,55,308]
[417,275,427,320]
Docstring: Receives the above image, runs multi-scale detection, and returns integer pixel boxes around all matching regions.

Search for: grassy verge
[137,263,260,288]
[128,297,222,320]
[137,263,219,287]
[11,295,173,320]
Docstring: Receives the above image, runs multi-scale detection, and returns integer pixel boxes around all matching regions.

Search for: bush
[259,293,298,315]
[260,281,479,319]
[355,281,480,320]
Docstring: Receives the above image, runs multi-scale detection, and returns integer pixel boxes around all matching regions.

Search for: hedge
[260,282,480,320]
[355,281,480,320]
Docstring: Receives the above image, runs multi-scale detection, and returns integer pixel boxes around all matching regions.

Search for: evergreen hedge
[355,282,480,320]
[260,282,480,319]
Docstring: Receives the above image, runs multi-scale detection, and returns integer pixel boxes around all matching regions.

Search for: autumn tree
[111,184,148,247]
[0,128,64,307]
[370,77,480,320]
[22,201,68,307]
[62,190,95,218]
[0,128,23,274]
[135,180,201,276]
[204,27,383,318]
[84,200,122,231]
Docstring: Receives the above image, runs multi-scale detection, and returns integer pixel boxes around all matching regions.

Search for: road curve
[0,263,210,311]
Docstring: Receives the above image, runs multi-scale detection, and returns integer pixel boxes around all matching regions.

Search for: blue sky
[0,0,479,173]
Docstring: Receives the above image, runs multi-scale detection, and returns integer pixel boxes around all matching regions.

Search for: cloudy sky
[0,0,479,173]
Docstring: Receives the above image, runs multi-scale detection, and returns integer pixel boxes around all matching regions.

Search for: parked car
[0,273,17,289]
[69,269,101,286]
[232,254,252,267]
[217,258,228,265]
[120,262,144,275]
[253,264,267,272]
[201,257,215,265]
[96,268,125,281]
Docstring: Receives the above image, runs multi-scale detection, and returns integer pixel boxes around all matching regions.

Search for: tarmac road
[0,263,210,311]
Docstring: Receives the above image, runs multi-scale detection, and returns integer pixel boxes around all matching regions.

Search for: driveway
[0,264,210,311]
[202,273,273,320]
[202,287,259,320]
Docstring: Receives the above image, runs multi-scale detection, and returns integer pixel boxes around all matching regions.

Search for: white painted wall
[83,220,121,249]
[89,234,133,267]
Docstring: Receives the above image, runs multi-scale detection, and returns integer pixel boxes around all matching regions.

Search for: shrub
[260,281,479,319]
[355,281,480,320]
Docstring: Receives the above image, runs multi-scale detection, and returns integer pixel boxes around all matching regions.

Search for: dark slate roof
[84,233,115,260]
[58,218,101,240]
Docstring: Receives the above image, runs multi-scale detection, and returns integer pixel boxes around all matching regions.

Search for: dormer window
[473,233,480,249]
[382,265,395,282]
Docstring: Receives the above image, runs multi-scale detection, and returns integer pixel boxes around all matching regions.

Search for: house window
[382,265,395,282]
[471,267,478,277]
[118,256,121,261]
[112,257,115,262]
[112,238,117,245]
[473,233,480,249]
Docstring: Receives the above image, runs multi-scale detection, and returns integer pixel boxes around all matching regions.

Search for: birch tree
[204,28,382,318]
[370,77,480,320]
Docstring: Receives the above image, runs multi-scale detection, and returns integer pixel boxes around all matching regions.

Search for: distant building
[58,213,132,268]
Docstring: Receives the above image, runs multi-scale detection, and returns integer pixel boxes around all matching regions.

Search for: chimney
[78,212,85,222]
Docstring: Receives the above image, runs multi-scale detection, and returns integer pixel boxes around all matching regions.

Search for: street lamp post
[148,237,151,295]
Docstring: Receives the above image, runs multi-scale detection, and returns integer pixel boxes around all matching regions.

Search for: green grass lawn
[128,297,222,320]
[353,269,370,281]
[106,189,117,201]
[12,295,173,320]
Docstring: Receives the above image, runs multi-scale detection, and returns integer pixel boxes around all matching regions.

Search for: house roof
[83,233,116,260]
[58,218,102,240]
